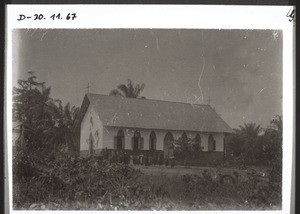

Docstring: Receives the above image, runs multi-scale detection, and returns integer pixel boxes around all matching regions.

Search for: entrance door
[116,129,125,150]
[164,132,174,158]
[133,137,139,150]
[89,132,94,155]
[117,137,123,150]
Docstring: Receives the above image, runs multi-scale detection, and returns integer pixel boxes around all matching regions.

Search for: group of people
[131,153,163,166]
[100,148,176,167]
[101,148,131,164]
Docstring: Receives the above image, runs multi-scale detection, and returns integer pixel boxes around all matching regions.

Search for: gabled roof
[85,93,233,133]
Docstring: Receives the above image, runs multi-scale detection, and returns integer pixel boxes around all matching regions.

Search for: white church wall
[80,106,103,154]
[102,126,118,149]
[101,126,225,152]
[198,133,224,152]
[213,132,225,152]
[200,133,209,151]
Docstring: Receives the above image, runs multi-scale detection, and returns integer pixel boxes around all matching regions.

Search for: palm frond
[117,84,129,97]
[126,79,134,95]
[110,79,146,99]
[133,83,145,98]
[109,89,123,97]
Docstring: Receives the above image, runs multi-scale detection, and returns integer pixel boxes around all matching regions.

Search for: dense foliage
[225,118,282,168]
[13,155,161,208]
[12,74,161,210]
[173,134,201,160]
[13,72,80,155]
[224,117,282,206]
[181,169,281,210]
[13,73,81,206]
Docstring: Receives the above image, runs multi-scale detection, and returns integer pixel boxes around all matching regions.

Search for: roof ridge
[86,93,211,107]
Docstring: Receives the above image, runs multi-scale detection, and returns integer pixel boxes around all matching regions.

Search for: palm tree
[226,122,262,161]
[233,122,262,164]
[234,122,262,140]
[109,79,146,99]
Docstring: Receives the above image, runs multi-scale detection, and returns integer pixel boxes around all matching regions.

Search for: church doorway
[163,132,174,158]
[89,132,95,155]
[149,131,157,150]
[116,129,124,150]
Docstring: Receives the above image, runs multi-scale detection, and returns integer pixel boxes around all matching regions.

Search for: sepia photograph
[10,28,284,211]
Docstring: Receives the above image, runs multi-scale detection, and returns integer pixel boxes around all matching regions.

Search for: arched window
[114,129,125,150]
[149,131,157,150]
[132,130,143,150]
[164,132,174,158]
[165,132,174,142]
[181,132,188,141]
[208,134,216,151]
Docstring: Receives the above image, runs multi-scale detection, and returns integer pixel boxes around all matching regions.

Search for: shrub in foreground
[13,153,159,209]
[181,170,281,209]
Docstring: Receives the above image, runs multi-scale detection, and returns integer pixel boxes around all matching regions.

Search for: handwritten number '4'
[286,9,295,22]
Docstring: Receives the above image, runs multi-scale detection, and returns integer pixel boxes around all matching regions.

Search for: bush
[181,170,281,209]
[13,152,159,209]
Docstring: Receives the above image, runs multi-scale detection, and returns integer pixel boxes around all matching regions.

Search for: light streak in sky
[197,50,205,104]
[197,30,206,104]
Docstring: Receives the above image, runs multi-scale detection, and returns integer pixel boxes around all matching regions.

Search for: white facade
[80,106,104,153]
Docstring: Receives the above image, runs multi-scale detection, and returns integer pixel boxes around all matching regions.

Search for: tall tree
[13,72,55,151]
[262,115,282,166]
[109,79,146,98]
[13,72,79,154]
[260,115,283,190]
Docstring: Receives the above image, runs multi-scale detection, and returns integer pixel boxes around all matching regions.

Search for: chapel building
[74,93,232,163]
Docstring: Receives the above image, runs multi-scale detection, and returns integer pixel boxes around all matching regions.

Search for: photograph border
[5,4,295,214]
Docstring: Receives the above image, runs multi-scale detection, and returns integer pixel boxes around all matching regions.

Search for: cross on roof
[86,83,90,93]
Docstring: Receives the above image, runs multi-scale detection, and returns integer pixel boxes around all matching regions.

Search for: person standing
[145,155,149,167]
[129,154,134,165]
[149,155,153,166]
[140,154,144,166]
[165,157,169,167]
[170,155,175,168]
[153,154,157,166]
[158,154,163,166]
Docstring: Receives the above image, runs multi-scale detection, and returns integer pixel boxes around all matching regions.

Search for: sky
[12,29,282,129]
